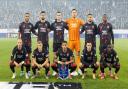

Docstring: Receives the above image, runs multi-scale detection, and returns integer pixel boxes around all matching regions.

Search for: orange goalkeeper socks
[76,56,80,68]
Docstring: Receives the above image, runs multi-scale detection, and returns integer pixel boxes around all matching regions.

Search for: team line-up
[9,9,120,80]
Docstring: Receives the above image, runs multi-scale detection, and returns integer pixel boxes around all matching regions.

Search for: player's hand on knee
[14,61,20,67]
[15,64,18,67]
[19,61,24,66]
[37,64,41,68]
[16,64,20,67]
[39,65,43,68]
[58,61,64,65]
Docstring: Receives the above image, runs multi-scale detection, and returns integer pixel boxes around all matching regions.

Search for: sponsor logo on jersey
[107,25,109,29]
[70,23,77,28]
[102,30,107,35]
[56,26,62,31]
[40,27,46,32]
[24,29,30,33]
[87,29,93,34]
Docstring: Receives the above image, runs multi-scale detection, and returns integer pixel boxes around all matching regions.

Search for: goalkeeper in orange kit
[65,9,84,75]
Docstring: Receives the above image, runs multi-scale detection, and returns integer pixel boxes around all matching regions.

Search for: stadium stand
[0,0,127,29]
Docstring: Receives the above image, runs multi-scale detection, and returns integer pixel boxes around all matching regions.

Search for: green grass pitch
[0,38,128,89]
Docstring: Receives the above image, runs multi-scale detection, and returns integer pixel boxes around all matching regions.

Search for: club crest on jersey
[107,25,109,29]
[42,53,44,55]
[39,23,42,27]
[29,25,32,28]
[36,53,39,56]
[67,53,69,56]
[92,26,94,29]
[23,24,26,28]
[71,23,77,28]
[45,23,48,27]
[85,26,88,28]
[61,22,63,25]
[100,26,102,31]
[60,53,63,56]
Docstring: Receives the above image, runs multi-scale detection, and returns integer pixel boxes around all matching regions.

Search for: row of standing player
[10,9,120,79]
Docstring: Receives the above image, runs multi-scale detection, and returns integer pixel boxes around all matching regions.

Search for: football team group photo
[0,0,127,89]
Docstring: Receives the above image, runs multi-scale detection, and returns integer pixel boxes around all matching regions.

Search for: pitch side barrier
[0,29,128,38]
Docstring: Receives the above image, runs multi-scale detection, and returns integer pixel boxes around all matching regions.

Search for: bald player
[9,39,31,79]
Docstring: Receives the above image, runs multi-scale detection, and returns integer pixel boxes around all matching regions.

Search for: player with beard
[80,42,99,79]
[34,11,50,52]
[98,14,114,76]
[98,14,114,54]
[80,14,98,54]
[18,13,37,76]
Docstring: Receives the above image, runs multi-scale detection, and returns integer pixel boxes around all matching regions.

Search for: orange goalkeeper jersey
[66,18,84,41]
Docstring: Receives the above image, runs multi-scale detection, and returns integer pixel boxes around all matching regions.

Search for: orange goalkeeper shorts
[68,40,80,52]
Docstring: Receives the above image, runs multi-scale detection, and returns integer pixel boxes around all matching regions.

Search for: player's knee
[31,60,35,66]
[31,63,34,67]
[79,64,85,70]
[79,63,83,68]
[45,63,50,68]
[32,64,36,68]
[51,63,57,68]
